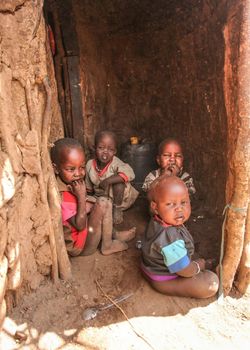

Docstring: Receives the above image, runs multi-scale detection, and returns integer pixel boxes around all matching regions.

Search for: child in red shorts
[51,138,129,256]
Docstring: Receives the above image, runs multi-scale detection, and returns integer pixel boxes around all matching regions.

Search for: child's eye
[166,202,174,207]
[98,146,105,150]
[66,168,75,172]
[175,154,183,158]
[163,154,171,159]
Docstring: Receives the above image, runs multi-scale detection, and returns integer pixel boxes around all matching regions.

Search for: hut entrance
[45,0,249,296]
[0,0,249,346]
[46,0,227,259]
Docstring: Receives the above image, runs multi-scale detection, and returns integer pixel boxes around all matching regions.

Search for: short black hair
[94,130,117,148]
[50,137,83,164]
[158,138,183,155]
[148,175,187,202]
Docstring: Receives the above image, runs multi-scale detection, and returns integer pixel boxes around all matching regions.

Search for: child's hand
[162,164,180,177]
[194,258,206,271]
[99,178,111,192]
[68,179,86,200]
[168,164,181,176]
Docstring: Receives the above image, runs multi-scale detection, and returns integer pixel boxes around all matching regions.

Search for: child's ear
[150,200,158,215]
[52,162,59,175]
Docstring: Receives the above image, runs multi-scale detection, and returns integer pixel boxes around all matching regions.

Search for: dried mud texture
[73,0,228,213]
[0,0,68,325]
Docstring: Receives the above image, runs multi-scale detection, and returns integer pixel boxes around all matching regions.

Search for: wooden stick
[47,174,72,280]
[95,279,157,350]
[39,76,59,283]
[236,199,250,294]
[32,0,43,39]
[24,80,33,131]
[41,76,52,152]
[222,1,250,295]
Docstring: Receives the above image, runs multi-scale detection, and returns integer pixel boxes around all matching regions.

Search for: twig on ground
[94,278,157,350]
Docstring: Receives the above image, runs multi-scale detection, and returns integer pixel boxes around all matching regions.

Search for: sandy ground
[0,197,250,350]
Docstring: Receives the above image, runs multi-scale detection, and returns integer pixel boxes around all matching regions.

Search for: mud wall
[0,0,69,324]
[72,0,230,212]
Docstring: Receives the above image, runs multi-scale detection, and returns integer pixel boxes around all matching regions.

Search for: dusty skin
[0,198,249,350]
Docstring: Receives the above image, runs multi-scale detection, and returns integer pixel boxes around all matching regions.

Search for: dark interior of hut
[45,0,228,264]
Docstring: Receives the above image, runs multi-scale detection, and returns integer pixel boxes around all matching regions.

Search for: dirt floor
[0,197,250,350]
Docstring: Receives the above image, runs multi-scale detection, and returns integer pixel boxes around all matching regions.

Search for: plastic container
[120,142,157,191]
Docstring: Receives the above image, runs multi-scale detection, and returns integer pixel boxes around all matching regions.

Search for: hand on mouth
[167,164,180,176]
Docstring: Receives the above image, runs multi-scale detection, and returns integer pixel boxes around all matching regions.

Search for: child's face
[157,142,183,174]
[54,148,86,184]
[151,182,191,226]
[95,135,116,165]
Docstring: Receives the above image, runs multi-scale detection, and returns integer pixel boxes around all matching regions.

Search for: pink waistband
[141,263,178,282]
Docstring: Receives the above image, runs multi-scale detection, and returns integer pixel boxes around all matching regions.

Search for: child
[85,130,139,225]
[51,137,131,256]
[141,175,219,298]
[142,138,196,196]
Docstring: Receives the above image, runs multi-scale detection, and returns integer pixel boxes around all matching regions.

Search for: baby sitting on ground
[141,175,218,298]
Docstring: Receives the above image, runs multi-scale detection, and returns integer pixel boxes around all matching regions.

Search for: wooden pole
[222,0,250,295]
[41,76,72,280]
[236,200,250,294]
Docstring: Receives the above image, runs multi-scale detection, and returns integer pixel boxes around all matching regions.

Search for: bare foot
[113,227,136,242]
[101,240,128,255]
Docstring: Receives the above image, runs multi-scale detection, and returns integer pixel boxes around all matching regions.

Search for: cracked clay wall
[0,0,67,323]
